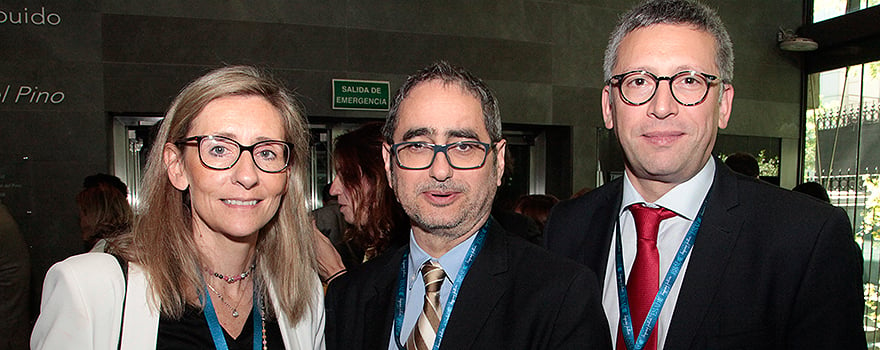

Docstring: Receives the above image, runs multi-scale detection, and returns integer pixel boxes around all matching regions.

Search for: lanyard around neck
[203,284,263,350]
[392,219,491,350]
[614,194,709,350]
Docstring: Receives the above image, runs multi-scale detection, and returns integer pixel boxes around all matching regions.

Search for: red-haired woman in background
[315,122,409,284]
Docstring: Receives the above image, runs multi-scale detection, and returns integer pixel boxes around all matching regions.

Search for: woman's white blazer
[31,253,325,349]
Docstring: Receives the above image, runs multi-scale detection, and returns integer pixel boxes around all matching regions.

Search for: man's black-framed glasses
[389,141,493,170]
[606,70,720,106]
[175,135,293,173]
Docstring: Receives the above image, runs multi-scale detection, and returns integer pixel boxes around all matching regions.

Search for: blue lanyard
[392,219,490,350]
[203,285,263,350]
[614,195,709,350]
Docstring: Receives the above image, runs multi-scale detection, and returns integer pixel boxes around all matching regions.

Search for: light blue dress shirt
[387,229,480,350]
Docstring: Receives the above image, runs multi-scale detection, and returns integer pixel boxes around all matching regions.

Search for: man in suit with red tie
[544,0,866,349]
[325,61,611,349]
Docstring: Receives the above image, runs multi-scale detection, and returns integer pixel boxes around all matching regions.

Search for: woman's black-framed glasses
[606,70,720,106]
[389,141,493,170]
[175,135,293,173]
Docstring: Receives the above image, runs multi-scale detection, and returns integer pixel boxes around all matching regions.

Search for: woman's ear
[164,143,190,191]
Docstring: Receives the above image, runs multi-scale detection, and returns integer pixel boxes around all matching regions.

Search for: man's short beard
[390,153,498,241]
[409,213,468,240]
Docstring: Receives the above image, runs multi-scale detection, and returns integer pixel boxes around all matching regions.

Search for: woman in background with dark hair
[314,122,409,284]
[77,181,133,252]
[514,194,559,235]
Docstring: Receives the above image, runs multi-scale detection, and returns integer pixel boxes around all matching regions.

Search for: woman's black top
[156,305,284,350]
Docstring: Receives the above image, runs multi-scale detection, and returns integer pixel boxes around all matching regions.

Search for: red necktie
[617,204,677,350]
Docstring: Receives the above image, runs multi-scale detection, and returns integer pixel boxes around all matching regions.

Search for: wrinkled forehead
[398,126,483,142]
[394,80,488,142]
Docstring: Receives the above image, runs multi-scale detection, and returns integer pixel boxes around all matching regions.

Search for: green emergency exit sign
[332,79,390,111]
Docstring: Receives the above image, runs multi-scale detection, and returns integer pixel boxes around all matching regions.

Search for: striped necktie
[406,261,447,350]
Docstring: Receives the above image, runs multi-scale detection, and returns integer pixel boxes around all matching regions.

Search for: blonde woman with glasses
[32,66,325,349]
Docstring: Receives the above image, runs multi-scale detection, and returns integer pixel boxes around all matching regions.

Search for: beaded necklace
[260,303,267,350]
[205,263,256,284]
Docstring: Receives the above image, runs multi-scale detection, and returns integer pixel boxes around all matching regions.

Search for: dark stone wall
[0,0,804,328]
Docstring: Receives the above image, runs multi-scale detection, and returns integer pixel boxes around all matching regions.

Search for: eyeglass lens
[198,136,290,172]
[619,71,711,106]
[395,141,489,170]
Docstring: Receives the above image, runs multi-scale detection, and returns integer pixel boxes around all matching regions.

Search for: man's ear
[382,142,394,189]
[602,85,614,130]
[164,143,190,191]
[717,83,734,129]
[494,139,507,187]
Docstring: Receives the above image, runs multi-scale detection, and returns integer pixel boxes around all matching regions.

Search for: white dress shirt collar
[621,158,715,219]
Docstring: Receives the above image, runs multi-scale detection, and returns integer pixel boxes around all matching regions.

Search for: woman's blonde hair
[114,65,317,323]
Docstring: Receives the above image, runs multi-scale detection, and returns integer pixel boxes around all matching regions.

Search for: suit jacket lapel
[593,178,624,282]
[439,221,509,349]
[364,248,405,349]
[664,159,745,349]
[121,262,160,350]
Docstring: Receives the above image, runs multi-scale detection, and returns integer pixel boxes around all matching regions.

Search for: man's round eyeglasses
[174,135,293,173]
[389,141,493,170]
[606,70,720,106]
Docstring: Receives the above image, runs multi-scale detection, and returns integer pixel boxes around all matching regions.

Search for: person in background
[32,65,325,349]
[489,206,542,245]
[77,178,133,252]
[723,151,759,178]
[570,187,594,199]
[513,194,559,235]
[82,173,129,198]
[544,0,865,348]
[325,61,611,349]
[313,182,348,245]
[792,181,831,203]
[314,122,410,284]
[0,200,30,350]
[488,154,543,244]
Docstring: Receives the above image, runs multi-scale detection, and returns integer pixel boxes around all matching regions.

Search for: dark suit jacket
[544,158,866,349]
[325,219,612,349]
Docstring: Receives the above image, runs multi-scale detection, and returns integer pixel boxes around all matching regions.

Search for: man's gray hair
[383,61,502,143]
[603,0,734,84]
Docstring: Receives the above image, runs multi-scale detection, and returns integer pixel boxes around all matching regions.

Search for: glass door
[803,60,880,344]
